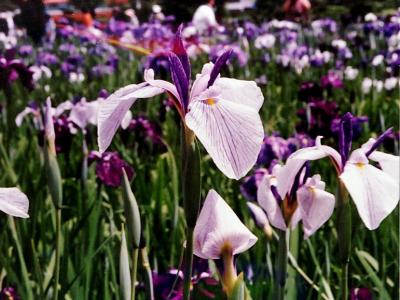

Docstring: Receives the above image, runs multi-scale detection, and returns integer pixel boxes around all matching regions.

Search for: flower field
[0,5,399,300]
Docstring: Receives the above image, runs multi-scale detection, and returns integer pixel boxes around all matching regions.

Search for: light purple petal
[144,69,180,101]
[277,137,341,198]
[340,150,399,230]
[361,138,399,180]
[0,187,29,218]
[193,189,257,259]
[247,201,269,229]
[185,88,264,180]
[97,83,163,153]
[297,175,335,238]
[257,176,287,231]
[190,63,213,100]
[213,77,264,111]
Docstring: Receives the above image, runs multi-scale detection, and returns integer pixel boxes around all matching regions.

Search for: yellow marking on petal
[356,163,365,169]
[205,98,216,106]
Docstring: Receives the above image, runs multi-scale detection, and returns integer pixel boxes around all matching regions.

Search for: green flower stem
[140,247,154,300]
[54,208,62,300]
[131,248,139,300]
[8,216,33,300]
[335,182,352,300]
[276,229,289,300]
[181,123,201,300]
[183,227,194,300]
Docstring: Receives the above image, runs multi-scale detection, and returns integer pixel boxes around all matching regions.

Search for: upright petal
[97,83,163,153]
[172,24,191,81]
[193,190,257,259]
[257,176,287,231]
[185,89,264,180]
[340,150,399,230]
[297,175,335,238]
[213,77,264,111]
[0,188,29,218]
[190,63,213,100]
[168,52,190,110]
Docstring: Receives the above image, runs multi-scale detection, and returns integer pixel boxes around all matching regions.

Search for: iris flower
[277,113,399,230]
[194,189,257,260]
[193,189,257,295]
[258,164,335,238]
[97,26,264,179]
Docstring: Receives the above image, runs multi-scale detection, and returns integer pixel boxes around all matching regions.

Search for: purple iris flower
[143,50,170,79]
[320,71,344,89]
[127,115,164,146]
[91,65,114,77]
[350,287,372,300]
[53,115,76,154]
[298,81,323,102]
[88,151,134,187]
[0,51,34,91]
[240,168,268,202]
[18,45,34,57]
[331,115,368,141]
[0,286,20,300]
[296,100,339,138]
[37,52,59,66]
[257,134,292,167]
[152,257,218,299]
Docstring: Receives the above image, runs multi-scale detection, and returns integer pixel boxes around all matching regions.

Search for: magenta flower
[278,113,399,230]
[97,26,264,179]
[89,151,134,187]
[0,188,29,218]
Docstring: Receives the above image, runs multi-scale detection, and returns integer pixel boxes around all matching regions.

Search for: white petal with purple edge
[185,96,264,180]
[340,160,399,230]
[193,190,257,259]
[257,176,287,231]
[0,188,29,218]
[97,83,163,153]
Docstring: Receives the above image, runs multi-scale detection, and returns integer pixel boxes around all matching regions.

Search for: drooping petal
[369,151,399,181]
[213,77,264,111]
[0,187,29,218]
[340,150,399,230]
[97,83,163,153]
[185,89,264,180]
[193,190,258,259]
[257,176,287,231]
[361,138,399,180]
[297,175,335,238]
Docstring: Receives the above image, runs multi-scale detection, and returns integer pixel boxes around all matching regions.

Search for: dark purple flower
[350,287,372,300]
[143,50,170,79]
[89,151,134,187]
[126,115,164,151]
[0,286,20,300]
[0,54,34,91]
[296,100,339,138]
[257,134,293,167]
[331,115,368,141]
[98,89,109,98]
[240,168,268,201]
[91,65,114,77]
[152,257,218,300]
[298,81,323,102]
